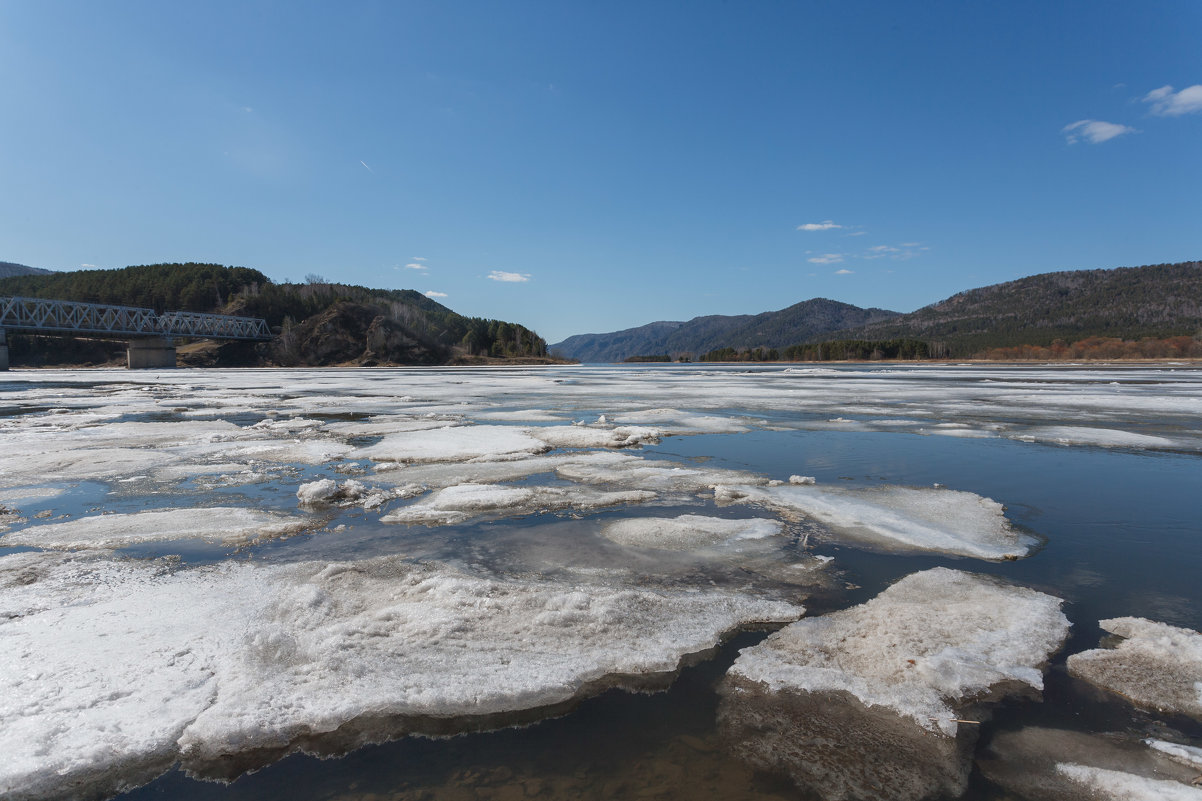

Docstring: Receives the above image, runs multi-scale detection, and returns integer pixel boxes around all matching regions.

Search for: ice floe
[1,507,312,550]
[1146,739,1202,770]
[0,550,802,799]
[601,515,782,551]
[296,479,401,509]
[354,425,551,463]
[380,482,657,526]
[1008,425,1180,450]
[714,483,1036,560]
[979,728,1202,801]
[528,424,661,450]
[720,568,1069,801]
[1067,617,1202,718]
[555,452,766,493]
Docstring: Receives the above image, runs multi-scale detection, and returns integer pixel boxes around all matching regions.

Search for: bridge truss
[0,296,272,341]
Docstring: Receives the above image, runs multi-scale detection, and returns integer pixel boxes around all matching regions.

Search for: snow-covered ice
[1067,617,1202,718]
[2,507,312,550]
[719,568,1069,801]
[726,568,1069,735]
[528,424,661,450]
[354,425,551,463]
[714,483,1036,560]
[0,549,801,799]
[380,482,657,526]
[601,515,782,550]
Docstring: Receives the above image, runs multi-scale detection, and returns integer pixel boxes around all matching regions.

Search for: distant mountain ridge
[825,261,1202,354]
[551,298,899,362]
[0,261,53,279]
[554,260,1202,361]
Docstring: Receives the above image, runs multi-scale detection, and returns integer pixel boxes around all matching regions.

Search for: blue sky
[2,1,1199,343]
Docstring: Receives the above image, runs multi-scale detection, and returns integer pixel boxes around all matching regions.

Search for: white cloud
[1062,119,1137,144]
[807,253,844,264]
[797,220,843,231]
[424,290,448,298]
[846,230,868,237]
[863,242,927,261]
[488,270,531,283]
[411,257,427,261]
[80,263,96,268]
[1143,84,1202,117]
[834,268,854,275]
[404,262,427,271]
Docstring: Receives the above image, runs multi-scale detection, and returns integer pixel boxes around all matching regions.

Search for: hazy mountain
[0,261,53,279]
[551,299,900,362]
[824,261,1202,354]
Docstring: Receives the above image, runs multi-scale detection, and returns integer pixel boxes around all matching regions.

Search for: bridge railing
[158,310,272,340]
[0,296,272,341]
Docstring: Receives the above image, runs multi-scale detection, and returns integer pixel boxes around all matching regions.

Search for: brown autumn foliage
[975,335,1202,361]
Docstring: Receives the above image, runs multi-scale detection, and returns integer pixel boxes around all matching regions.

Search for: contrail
[360,160,374,173]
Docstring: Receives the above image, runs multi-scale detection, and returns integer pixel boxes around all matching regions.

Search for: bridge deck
[0,296,272,341]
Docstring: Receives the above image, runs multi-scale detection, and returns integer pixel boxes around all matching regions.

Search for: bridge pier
[0,328,7,371]
[127,337,177,369]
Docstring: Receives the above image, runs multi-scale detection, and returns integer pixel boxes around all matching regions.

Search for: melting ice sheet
[1,364,1201,801]
[0,549,801,800]
[714,483,1036,560]
[1067,617,1202,719]
[719,568,1069,801]
[2,507,312,549]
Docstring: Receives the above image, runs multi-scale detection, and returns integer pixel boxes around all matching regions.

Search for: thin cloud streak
[1062,119,1137,144]
[488,270,531,283]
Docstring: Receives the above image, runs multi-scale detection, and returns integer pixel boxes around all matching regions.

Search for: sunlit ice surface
[1,363,1201,801]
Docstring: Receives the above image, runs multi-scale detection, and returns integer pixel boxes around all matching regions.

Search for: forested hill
[0,261,53,278]
[0,262,551,366]
[824,261,1202,354]
[551,298,899,362]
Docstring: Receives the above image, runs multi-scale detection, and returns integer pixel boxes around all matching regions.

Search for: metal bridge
[0,296,272,340]
[0,296,273,369]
